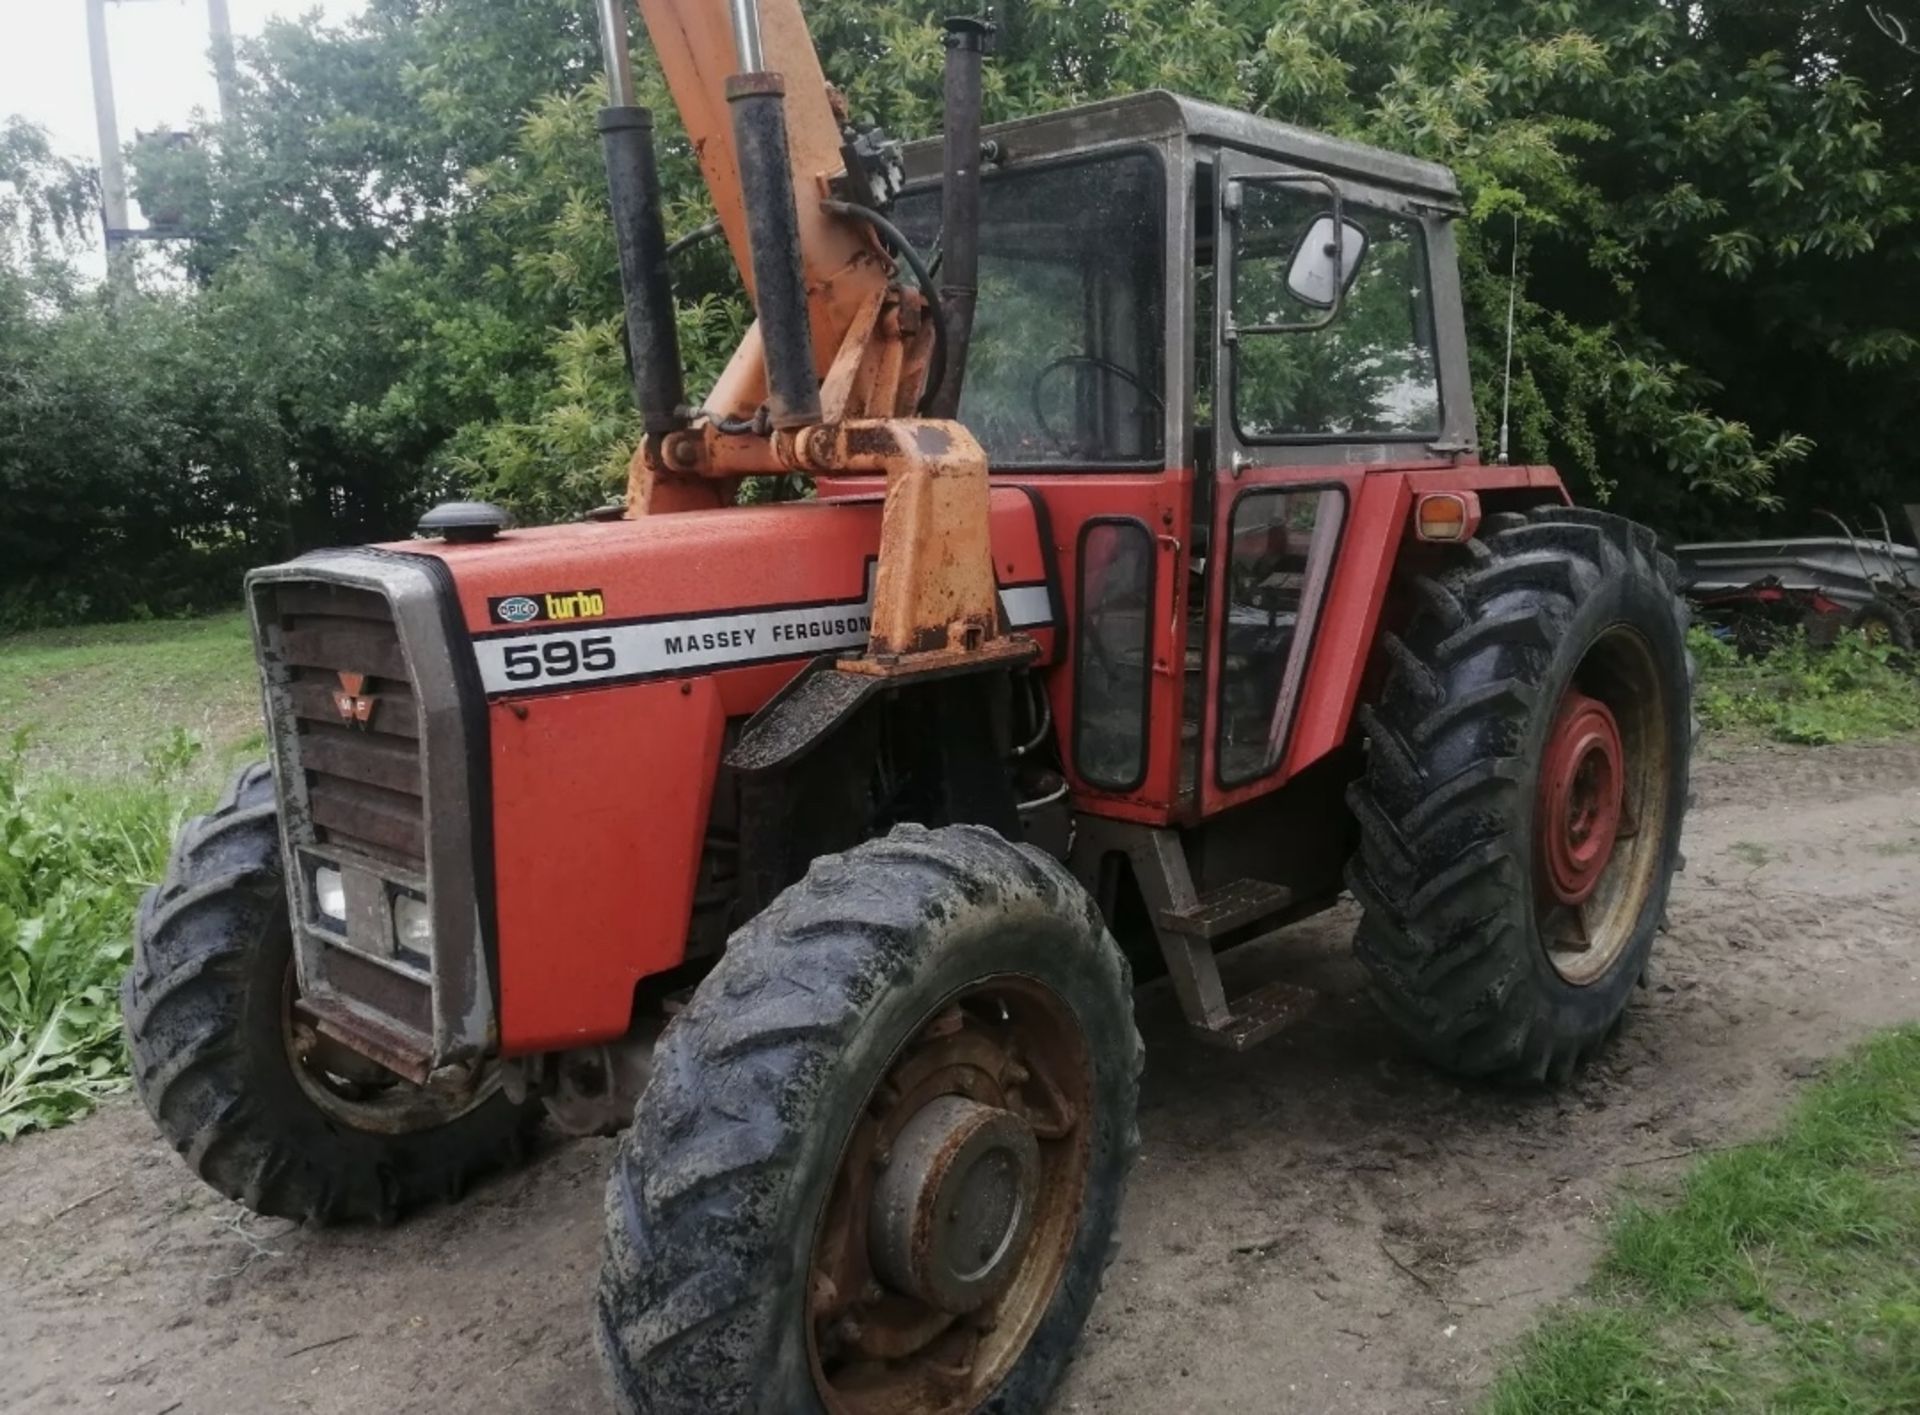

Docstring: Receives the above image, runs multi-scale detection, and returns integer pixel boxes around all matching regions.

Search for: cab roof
[902,89,1461,209]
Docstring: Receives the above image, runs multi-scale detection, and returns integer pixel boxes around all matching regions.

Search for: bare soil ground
[4,737,1917,1415]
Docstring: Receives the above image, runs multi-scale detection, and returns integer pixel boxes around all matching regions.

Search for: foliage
[0,116,95,305]
[0,611,257,1140]
[0,738,194,1139]
[1689,624,1920,743]
[1486,1026,1920,1414]
[3,0,1918,617]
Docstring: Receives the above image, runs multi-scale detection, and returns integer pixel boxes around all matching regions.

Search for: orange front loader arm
[597,0,1022,671]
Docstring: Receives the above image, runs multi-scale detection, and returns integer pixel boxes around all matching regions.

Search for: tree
[4,0,1916,626]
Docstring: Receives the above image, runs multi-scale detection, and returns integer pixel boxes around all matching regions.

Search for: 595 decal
[472,574,1055,698]
[500,634,616,683]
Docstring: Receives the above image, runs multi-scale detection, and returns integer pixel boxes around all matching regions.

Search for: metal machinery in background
[1679,507,1920,652]
[119,1,1697,1411]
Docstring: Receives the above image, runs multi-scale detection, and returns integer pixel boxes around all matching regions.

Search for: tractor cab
[894,93,1499,830]
[897,90,1478,477]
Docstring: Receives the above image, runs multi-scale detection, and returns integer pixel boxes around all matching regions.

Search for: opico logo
[486,588,606,627]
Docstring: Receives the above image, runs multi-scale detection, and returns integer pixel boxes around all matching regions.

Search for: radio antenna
[1497,213,1519,466]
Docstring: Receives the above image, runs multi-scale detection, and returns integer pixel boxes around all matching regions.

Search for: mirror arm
[1226,172,1349,335]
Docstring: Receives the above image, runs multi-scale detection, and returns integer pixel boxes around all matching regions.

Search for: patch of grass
[1691,626,1920,745]
[0,617,257,1139]
[1728,840,1772,869]
[1485,1310,1669,1415]
[0,615,259,1140]
[1485,1027,1920,1413]
[0,738,199,1138]
[0,612,258,789]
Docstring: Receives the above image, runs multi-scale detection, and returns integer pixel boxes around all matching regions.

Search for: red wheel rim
[1537,689,1625,907]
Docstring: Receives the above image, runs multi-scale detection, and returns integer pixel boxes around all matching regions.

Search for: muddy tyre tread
[122,762,538,1224]
[1348,506,1691,1083]
[597,822,1143,1414]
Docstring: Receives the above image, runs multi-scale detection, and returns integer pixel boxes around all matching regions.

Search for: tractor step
[1158,877,1295,940]
[1188,978,1317,1052]
[1080,828,1317,1053]
[1157,879,1311,1051]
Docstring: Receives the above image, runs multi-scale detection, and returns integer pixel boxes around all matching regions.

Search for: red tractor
[121,1,1692,1410]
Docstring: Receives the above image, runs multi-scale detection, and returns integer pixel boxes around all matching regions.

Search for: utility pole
[85,0,236,290]
[84,0,133,272]
[207,0,239,121]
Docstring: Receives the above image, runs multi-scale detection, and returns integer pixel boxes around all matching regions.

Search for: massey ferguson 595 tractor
[121,0,1692,1409]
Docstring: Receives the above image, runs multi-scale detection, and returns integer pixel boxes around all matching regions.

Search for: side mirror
[1285,214,1369,309]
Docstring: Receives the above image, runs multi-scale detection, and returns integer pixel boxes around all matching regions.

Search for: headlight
[392,893,434,958]
[314,865,346,924]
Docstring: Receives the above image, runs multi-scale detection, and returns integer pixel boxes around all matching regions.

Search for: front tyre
[1348,507,1692,1082]
[120,762,541,1223]
[597,823,1142,1415]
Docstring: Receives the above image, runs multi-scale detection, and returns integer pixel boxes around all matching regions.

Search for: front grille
[251,555,492,1073]
[266,582,427,872]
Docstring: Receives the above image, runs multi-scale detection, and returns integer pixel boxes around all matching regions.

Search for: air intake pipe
[925,15,993,421]
[725,0,822,428]
[595,0,686,435]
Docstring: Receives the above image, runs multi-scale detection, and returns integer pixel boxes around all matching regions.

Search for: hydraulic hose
[820,199,949,417]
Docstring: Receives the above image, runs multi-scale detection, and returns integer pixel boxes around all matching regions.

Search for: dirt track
[4,738,1918,1414]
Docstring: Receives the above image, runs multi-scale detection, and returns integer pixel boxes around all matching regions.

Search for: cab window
[1231,183,1440,441]
[895,151,1165,467]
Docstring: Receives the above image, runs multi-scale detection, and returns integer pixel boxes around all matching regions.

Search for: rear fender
[1281,464,1568,781]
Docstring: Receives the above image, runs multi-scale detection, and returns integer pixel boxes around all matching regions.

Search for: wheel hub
[869,1096,1040,1315]
[1538,689,1625,907]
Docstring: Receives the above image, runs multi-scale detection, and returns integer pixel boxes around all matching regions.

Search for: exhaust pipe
[725,0,821,429]
[925,16,993,421]
[595,0,686,435]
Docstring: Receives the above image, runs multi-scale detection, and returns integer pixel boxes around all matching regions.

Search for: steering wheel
[1031,354,1165,452]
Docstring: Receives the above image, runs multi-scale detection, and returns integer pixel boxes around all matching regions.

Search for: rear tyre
[597,823,1141,1415]
[1348,507,1692,1082]
[120,762,541,1223]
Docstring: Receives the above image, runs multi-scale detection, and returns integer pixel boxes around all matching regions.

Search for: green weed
[0,735,194,1138]
[0,615,261,1139]
[1691,626,1920,745]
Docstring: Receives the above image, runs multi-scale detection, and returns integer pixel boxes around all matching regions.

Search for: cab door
[1197,148,1451,815]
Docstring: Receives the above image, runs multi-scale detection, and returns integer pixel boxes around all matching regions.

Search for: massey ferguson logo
[332,671,377,727]
[487,588,606,627]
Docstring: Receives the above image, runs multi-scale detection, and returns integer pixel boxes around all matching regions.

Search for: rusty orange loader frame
[119,1,1696,1410]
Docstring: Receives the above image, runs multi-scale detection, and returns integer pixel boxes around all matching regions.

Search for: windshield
[1230,182,1440,441]
[895,151,1165,467]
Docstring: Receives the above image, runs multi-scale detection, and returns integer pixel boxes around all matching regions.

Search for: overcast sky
[2,0,367,173]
